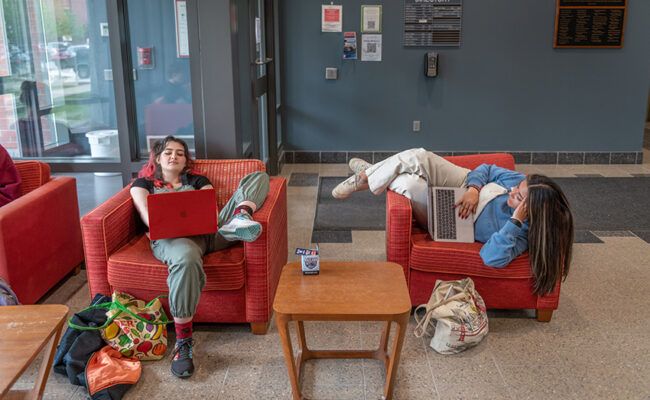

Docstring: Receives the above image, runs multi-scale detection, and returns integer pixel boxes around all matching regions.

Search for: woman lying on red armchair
[331,148,574,296]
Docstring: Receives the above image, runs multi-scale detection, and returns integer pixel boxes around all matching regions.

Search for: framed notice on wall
[175,0,189,57]
[554,0,627,48]
[403,0,462,47]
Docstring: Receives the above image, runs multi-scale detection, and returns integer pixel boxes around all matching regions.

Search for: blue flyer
[343,32,357,59]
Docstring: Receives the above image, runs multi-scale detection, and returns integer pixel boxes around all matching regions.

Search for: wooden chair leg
[250,321,268,335]
[536,309,553,322]
[73,264,82,275]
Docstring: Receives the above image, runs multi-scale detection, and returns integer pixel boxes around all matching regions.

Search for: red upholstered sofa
[0,161,83,304]
[386,153,560,322]
[81,159,287,334]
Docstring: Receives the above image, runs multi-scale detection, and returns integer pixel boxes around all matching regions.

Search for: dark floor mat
[554,177,650,231]
[311,176,385,243]
[574,230,603,244]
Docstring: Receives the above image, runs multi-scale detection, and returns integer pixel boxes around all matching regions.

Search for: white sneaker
[348,158,372,174]
[331,174,369,199]
[219,211,262,242]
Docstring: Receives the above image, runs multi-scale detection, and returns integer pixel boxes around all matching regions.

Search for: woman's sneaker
[220,210,262,242]
[331,174,369,199]
[348,158,372,174]
[171,338,194,378]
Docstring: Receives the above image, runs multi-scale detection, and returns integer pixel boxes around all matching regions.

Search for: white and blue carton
[296,245,319,275]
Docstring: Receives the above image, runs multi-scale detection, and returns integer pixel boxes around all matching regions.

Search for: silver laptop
[427,187,475,243]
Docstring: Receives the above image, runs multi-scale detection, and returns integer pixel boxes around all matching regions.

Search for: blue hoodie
[466,164,528,267]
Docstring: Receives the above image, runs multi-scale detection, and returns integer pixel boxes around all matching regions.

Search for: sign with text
[554,0,627,48]
[322,5,343,32]
[403,0,462,47]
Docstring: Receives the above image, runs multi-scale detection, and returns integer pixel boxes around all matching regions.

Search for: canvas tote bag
[69,292,171,360]
[414,278,488,354]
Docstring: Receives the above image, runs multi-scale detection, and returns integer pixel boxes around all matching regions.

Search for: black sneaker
[171,338,194,378]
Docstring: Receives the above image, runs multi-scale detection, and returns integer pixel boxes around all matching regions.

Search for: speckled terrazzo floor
[12,161,650,399]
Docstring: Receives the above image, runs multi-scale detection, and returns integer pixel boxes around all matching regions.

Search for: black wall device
[425,52,438,77]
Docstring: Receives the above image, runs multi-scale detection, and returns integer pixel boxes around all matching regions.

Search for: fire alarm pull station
[425,52,438,77]
[137,47,154,69]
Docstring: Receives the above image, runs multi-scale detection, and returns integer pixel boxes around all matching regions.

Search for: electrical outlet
[413,120,421,132]
[325,67,338,80]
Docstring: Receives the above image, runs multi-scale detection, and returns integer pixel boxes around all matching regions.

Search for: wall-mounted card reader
[425,52,438,77]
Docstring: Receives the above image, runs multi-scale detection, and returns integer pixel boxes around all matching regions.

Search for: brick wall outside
[0,3,17,156]
[0,94,18,156]
[0,13,10,77]
[0,0,55,155]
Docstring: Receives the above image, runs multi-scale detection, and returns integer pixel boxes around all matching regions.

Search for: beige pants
[364,148,470,228]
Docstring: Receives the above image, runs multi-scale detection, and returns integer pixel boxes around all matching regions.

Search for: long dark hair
[526,174,574,295]
[137,136,197,188]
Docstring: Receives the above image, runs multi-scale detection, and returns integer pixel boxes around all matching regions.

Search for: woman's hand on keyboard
[455,187,479,219]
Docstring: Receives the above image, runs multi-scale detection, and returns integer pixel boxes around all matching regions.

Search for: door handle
[253,57,273,65]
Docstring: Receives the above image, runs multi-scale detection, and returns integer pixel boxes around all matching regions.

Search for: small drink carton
[295,245,319,275]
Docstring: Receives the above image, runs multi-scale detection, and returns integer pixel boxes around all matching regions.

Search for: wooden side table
[0,304,69,400]
[273,262,411,400]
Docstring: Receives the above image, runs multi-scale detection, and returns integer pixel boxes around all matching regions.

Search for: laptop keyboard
[436,189,457,240]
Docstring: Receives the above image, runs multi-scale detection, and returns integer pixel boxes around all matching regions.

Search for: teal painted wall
[279,0,650,152]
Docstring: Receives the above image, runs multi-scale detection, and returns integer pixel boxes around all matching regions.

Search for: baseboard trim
[280,151,643,165]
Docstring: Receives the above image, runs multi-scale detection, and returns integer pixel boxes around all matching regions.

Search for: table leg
[295,321,309,353]
[383,313,409,400]
[276,313,303,400]
[31,316,65,400]
[379,321,391,354]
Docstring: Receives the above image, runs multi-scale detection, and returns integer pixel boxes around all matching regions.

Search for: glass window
[0,0,118,161]
[127,0,194,158]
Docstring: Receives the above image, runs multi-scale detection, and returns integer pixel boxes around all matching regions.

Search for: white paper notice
[361,5,381,33]
[322,5,343,32]
[361,34,382,61]
[175,0,189,57]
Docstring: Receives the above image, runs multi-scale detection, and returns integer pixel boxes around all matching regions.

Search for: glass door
[249,0,278,174]
[0,0,118,161]
[125,0,195,159]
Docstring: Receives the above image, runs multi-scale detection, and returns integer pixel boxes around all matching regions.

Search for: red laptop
[146,189,218,240]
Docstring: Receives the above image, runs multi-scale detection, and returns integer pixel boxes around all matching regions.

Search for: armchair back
[14,160,51,195]
[192,159,266,209]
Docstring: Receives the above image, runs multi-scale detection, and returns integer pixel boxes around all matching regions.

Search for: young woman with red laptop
[130,136,269,378]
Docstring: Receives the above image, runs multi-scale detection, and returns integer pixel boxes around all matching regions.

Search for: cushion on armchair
[410,231,531,278]
[107,235,246,291]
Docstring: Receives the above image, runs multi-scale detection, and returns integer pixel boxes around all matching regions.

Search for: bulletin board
[554,0,627,48]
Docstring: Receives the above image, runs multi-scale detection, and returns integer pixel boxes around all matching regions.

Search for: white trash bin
[86,130,120,176]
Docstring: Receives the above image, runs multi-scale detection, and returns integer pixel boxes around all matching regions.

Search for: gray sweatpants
[150,171,270,319]
[364,148,470,229]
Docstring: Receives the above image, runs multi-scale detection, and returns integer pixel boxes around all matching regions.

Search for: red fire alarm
[137,47,154,69]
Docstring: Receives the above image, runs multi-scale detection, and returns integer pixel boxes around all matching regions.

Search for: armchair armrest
[386,190,413,284]
[81,185,142,298]
[0,177,83,304]
[244,177,287,322]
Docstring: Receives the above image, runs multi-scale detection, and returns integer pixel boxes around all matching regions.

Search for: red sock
[175,321,193,340]
[234,204,253,216]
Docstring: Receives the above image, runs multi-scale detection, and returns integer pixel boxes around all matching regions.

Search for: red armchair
[81,159,287,334]
[0,161,83,304]
[386,153,560,322]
